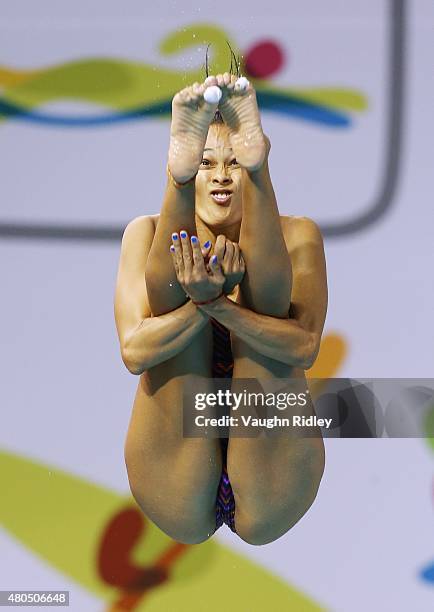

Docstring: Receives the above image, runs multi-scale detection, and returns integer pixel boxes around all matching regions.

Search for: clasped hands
[169,231,245,304]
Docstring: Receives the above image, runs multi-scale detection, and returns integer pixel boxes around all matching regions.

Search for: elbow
[121,344,147,376]
[286,333,318,370]
[300,333,320,370]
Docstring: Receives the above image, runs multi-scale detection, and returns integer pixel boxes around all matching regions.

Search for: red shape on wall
[244,40,285,79]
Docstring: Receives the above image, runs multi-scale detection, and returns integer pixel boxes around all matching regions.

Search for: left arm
[199,216,328,369]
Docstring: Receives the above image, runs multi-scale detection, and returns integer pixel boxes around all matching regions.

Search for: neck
[195,215,241,243]
[196,215,241,242]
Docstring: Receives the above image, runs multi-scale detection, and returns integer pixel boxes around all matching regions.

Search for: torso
[131,214,305,434]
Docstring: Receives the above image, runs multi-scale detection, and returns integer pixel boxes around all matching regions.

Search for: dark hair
[210,109,225,125]
[205,41,242,126]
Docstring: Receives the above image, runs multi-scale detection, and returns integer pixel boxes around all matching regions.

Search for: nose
[211,164,232,186]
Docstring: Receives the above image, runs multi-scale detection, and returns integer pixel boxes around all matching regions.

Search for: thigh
[125,321,223,541]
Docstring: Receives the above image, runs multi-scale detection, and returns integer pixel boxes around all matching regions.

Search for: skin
[115,73,328,545]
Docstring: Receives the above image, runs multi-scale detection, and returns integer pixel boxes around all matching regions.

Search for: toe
[204,75,217,87]
[223,72,231,86]
[235,76,250,94]
[216,74,224,88]
[191,82,201,96]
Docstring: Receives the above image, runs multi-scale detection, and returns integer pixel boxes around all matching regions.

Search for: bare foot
[168,76,221,184]
[216,72,267,172]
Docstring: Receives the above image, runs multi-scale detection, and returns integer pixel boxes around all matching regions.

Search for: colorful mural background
[1,1,433,610]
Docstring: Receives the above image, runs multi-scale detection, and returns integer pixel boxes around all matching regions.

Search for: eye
[230,158,239,165]
[201,159,210,166]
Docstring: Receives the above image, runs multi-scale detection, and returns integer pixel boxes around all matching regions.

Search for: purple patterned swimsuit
[210,317,237,533]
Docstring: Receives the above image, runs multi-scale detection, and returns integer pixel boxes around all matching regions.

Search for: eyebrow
[203,148,233,152]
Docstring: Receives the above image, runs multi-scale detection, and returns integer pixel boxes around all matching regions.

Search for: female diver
[114,65,328,545]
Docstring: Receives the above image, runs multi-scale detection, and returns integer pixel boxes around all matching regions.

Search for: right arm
[114,216,209,375]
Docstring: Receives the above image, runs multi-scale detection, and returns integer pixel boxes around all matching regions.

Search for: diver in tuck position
[114,55,328,545]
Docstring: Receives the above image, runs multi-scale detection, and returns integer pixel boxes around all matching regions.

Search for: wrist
[195,293,228,312]
[191,291,225,306]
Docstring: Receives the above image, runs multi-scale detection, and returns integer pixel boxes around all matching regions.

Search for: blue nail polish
[170,245,175,252]
[212,255,217,263]
[172,233,178,240]
[204,240,211,248]
[180,231,187,238]
[191,236,198,243]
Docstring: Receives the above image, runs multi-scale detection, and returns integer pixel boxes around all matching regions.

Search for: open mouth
[210,190,232,205]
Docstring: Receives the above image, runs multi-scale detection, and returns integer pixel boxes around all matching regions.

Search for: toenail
[180,231,187,238]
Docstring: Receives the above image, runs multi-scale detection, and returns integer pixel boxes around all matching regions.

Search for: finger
[169,245,178,273]
[213,234,226,260]
[223,240,234,268]
[201,239,212,260]
[232,243,241,268]
[169,244,185,282]
[179,229,193,274]
[171,232,184,274]
[190,235,206,273]
[239,252,246,273]
[209,254,225,282]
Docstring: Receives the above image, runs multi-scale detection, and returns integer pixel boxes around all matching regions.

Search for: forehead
[205,125,232,151]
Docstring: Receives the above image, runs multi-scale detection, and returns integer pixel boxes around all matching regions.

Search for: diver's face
[195,125,242,228]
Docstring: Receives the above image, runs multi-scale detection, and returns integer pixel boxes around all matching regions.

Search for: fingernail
[172,233,178,240]
[204,240,211,248]
[180,231,187,238]
[191,236,198,243]
[211,255,217,263]
[170,245,175,252]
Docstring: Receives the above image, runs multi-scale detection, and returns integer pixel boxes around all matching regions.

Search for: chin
[199,207,235,227]
[199,197,241,217]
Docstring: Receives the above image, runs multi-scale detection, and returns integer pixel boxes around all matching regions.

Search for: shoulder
[123,214,157,236]
[121,215,157,250]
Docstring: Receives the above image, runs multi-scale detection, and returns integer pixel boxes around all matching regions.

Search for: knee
[234,511,292,546]
[129,485,216,545]
[234,483,323,546]
[163,520,216,545]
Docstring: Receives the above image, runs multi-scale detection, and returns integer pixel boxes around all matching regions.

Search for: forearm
[145,175,197,316]
[199,295,315,368]
[123,299,209,374]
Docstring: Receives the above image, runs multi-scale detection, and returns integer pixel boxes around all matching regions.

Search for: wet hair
[205,41,242,126]
[211,109,225,125]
